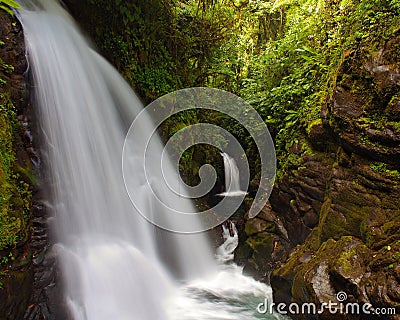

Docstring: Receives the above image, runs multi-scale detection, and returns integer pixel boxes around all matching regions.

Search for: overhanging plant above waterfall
[0,0,21,15]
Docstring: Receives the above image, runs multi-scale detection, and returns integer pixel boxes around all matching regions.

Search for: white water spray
[216,222,239,264]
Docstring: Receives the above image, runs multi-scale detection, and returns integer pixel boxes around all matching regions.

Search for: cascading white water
[216,222,239,264]
[19,0,213,317]
[166,223,283,320]
[218,152,247,197]
[18,1,285,319]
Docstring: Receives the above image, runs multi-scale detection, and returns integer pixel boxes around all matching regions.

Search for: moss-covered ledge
[0,9,34,319]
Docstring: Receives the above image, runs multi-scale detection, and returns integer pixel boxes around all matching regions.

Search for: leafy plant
[66,0,400,185]
[0,0,21,16]
[0,61,31,256]
[370,162,400,179]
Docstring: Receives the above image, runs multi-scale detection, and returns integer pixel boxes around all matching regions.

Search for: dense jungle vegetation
[67,0,400,187]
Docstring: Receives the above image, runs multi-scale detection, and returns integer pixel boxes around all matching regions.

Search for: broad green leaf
[0,4,14,15]
[1,0,21,9]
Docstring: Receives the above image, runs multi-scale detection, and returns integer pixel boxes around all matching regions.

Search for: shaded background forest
[65,0,400,184]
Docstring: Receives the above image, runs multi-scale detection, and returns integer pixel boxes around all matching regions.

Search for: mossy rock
[273,237,373,319]
[386,94,400,121]
[235,241,252,262]
[330,239,371,281]
[246,232,275,259]
[244,218,275,236]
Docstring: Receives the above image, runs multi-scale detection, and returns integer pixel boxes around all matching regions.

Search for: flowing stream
[17,1,284,319]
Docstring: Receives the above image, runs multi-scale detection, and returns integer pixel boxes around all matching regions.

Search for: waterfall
[18,0,214,318]
[17,1,283,319]
[218,152,247,197]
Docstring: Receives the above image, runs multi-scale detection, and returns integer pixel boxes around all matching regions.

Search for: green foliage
[370,162,400,180]
[74,0,239,100]
[1,252,14,265]
[0,0,20,16]
[0,34,31,253]
[76,0,178,100]
[200,0,399,178]
[75,0,399,183]
[0,96,29,250]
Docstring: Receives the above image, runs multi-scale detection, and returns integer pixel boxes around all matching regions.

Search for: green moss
[246,232,275,259]
[276,236,372,305]
[0,36,31,253]
[245,219,275,236]
[382,221,400,238]
[317,198,331,245]
[66,0,400,206]
[0,98,20,250]
[244,222,259,236]
[306,119,323,135]
[0,113,31,251]
[337,247,357,274]
[370,162,400,180]
[235,241,252,261]
[360,220,374,246]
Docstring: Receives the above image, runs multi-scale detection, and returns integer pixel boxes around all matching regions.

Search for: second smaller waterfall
[218,152,247,197]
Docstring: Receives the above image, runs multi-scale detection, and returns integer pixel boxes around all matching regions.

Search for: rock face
[0,10,63,320]
[0,10,32,319]
[240,36,400,318]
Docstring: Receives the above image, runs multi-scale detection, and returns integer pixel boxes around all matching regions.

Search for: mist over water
[18,1,284,319]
